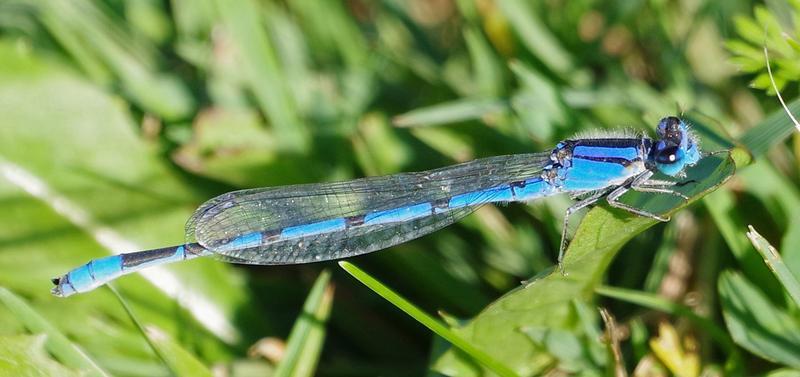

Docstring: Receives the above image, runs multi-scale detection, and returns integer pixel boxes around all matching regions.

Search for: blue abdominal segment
[57,255,123,297]
[363,203,433,225]
[218,232,262,252]
[53,245,205,297]
[511,178,554,201]
[281,218,347,238]
[448,185,514,209]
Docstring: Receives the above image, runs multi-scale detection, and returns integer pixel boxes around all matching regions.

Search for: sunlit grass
[1,1,799,376]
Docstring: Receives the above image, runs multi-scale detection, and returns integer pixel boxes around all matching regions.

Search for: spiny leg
[638,179,677,187]
[639,177,697,188]
[633,174,691,201]
[607,171,671,222]
[558,189,611,275]
[632,185,689,201]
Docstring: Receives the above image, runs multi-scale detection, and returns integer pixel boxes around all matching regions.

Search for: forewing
[185,153,551,264]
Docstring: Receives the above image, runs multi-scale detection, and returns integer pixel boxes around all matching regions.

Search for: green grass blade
[108,285,212,377]
[392,98,508,128]
[37,0,195,121]
[213,0,309,152]
[0,287,108,377]
[338,261,518,377]
[496,0,573,78]
[738,97,800,157]
[0,334,80,376]
[745,226,800,307]
[704,188,781,295]
[274,270,334,377]
[719,271,800,367]
[464,27,504,97]
[107,285,173,374]
[595,285,735,354]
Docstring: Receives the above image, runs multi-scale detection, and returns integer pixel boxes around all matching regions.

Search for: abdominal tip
[50,276,68,297]
[50,285,63,297]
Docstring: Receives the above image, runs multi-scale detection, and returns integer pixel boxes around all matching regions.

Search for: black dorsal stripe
[576,155,637,166]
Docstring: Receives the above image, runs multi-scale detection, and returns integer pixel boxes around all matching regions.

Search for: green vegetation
[0,0,799,376]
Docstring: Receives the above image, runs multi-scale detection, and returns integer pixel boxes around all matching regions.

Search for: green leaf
[733,15,767,47]
[172,108,280,187]
[407,127,475,163]
[509,60,565,141]
[704,187,782,299]
[764,369,800,377]
[431,151,736,375]
[352,113,413,175]
[392,98,508,128]
[464,27,505,97]
[718,271,800,367]
[285,0,369,68]
[725,40,766,63]
[0,39,243,370]
[273,270,334,377]
[745,226,800,308]
[339,262,518,377]
[0,334,79,377]
[708,151,800,298]
[0,287,108,376]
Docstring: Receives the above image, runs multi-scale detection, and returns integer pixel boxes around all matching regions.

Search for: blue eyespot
[654,143,685,176]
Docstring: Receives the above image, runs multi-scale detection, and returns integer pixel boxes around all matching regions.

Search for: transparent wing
[185,153,552,265]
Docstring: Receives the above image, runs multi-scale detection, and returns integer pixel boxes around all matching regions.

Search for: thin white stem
[763,45,800,133]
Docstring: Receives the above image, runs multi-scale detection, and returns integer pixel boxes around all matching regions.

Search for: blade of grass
[107,285,212,377]
[39,0,195,120]
[273,270,334,377]
[745,226,800,307]
[704,188,781,297]
[738,97,800,157]
[107,285,176,376]
[392,98,508,128]
[0,334,80,376]
[496,0,573,78]
[338,261,518,377]
[595,286,735,354]
[719,271,800,367]
[464,27,504,97]
[0,287,108,377]
[213,0,309,152]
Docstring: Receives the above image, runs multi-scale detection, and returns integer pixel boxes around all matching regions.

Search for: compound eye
[656,145,680,164]
[657,117,683,141]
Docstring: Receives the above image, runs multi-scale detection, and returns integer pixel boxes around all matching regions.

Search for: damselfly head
[653,117,701,176]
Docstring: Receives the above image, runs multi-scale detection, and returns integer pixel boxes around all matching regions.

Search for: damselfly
[52,116,703,297]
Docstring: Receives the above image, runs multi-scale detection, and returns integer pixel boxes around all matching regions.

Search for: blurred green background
[1,0,800,376]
